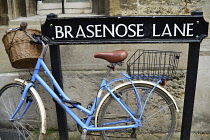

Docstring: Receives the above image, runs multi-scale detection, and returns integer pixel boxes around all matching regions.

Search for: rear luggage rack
[126,49,181,80]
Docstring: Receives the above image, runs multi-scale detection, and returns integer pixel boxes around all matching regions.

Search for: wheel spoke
[98,83,176,139]
[0,83,43,140]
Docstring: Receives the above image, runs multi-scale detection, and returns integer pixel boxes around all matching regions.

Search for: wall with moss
[107,0,205,16]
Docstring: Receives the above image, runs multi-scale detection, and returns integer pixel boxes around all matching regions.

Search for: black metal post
[49,45,69,140]
[180,10,203,140]
[47,13,69,140]
[62,0,65,14]
[20,0,27,17]
[180,42,200,140]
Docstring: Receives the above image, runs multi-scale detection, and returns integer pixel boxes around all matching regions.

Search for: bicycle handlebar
[20,22,28,31]
[9,22,28,31]
[9,22,48,44]
[8,22,49,59]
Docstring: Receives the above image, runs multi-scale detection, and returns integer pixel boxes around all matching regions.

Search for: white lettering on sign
[55,26,64,38]
[186,23,194,36]
[174,24,186,36]
[116,24,128,37]
[137,24,144,37]
[64,26,74,38]
[86,25,94,38]
[128,24,136,37]
[95,25,102,37]
[76,25,86,38]
[153,23,194,37]
[103,24,115,37]
[162,24,172,36]
[54,23,194,39]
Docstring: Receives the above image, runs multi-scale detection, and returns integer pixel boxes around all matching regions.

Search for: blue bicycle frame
[9,57,142,131]
[9,44,160,132]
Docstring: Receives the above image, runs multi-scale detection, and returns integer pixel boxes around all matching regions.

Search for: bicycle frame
[9,42,162,132]
[9,57,143,131]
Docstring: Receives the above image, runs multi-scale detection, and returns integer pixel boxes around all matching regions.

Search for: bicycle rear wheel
[98,83,177,140]
[0,82,44,140]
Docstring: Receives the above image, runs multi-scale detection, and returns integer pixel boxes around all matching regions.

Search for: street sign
[42,11,209,140]
[41,14,208,44]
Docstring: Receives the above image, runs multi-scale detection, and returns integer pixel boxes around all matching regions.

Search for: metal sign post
[46,14,69,140]
[181,42,200,139]
[41,11,209,140]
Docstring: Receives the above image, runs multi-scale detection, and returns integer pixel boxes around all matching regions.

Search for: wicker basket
[2,29,43,69]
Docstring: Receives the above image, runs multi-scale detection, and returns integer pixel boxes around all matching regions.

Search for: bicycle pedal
[63,99,81,105]
[67,106,76,108]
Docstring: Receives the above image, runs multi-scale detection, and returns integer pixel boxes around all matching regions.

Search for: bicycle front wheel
[98,82,177,140]
[0,82,44,140]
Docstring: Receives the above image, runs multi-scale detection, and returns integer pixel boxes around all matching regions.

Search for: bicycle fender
[14,78,47,134]
[95,80,179,127]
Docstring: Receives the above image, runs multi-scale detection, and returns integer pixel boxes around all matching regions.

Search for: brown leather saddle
[94,50,128,63]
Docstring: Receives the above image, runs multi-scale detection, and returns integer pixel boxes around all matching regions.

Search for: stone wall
[0,0,9,25]
[165,71,186,132]
[0,0,36,25]
[108,0,205,16]
[105,0,210,134]
[0,0,210,135]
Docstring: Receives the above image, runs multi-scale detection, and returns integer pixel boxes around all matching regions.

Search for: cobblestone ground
[43,131,210,140]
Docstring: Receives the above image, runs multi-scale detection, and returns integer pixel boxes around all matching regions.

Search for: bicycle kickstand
[81,129,87,140]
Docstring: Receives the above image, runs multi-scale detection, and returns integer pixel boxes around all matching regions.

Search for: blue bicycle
[0,23,180,140]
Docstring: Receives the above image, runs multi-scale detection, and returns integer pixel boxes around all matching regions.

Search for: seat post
[103,63,116,80]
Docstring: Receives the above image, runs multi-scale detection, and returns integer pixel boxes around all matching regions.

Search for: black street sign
[42,11,209,140]
[41,14,208,44]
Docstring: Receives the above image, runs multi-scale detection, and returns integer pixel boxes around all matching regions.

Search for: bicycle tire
[0,82,45,140]
[98,82,177,140]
